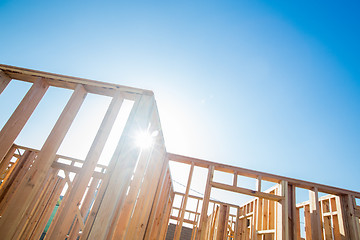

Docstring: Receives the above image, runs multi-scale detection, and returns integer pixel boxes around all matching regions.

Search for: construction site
[0,64,359,240]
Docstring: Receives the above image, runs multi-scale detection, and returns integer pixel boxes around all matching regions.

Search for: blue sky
[1,1,359,193]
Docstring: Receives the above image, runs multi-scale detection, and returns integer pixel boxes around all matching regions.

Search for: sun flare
[135,130,159,149]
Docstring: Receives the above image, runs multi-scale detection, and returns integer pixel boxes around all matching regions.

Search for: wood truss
[0,65,359,239]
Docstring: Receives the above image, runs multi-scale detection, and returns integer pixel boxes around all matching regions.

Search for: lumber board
[216,204,228,240]
[147,170,172,240]
[334,196,347,240]
[309,187,322,240]
[0,64,152,98]
[173,162,194,240]
[0,78,48,162]
[0,69,11,94]
[256,197,263,233]
[159,193,174,239]
[152,171,172,239]
[68,177,101,239]
[276,180,288,240]
[174,191,239,208]
[197,165,214,240]
[170,216,197,225]
[211,181,284,202]
[235,206,241,239]
[340,194,360,240]
[124,146,167,239]
[143,164,169,240]
[51,161,104,179]
[288,184,297,240]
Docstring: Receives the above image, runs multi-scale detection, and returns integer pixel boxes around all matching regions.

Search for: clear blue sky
[1,1,359,193]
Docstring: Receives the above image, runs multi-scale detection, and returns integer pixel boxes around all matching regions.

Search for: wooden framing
[0,65,170,240]
[0,65,359,240]
[168,154,360,240]
[174,163,195,240]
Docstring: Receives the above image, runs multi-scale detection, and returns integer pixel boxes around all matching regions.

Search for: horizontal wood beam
[51,162,104,179]
[12,144,108,171]
[258,229,275,234]
[170,216,197,225]
[168,153,360,198]
[211,181,284,201]
[0,64,152,98]
[174,192,239,208]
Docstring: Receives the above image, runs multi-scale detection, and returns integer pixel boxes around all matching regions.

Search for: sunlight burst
[135,130,159,149]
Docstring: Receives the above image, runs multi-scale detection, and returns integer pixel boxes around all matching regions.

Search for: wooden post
[125,148,168,239]
[0,69,11,94]
[288,184,297,240]
[321,199,332,240]
[340,194,360,240]
[146,169,172,240]
[191,199,200,240]
[233,171,238,187]
[296,207,301,240]
[256,199,263,240]
[174,162,195,240]
[235,206,241,239]
[304,204,312,240]
[0,84,87,239]
[240,207,247,240]
[159,193,175,239]
[309,187,322,240]
[47,93,123,239]
[217,204,228,240]
[197,165,214,240]
[254,177,262,240]
[256,176,262,192]
[0,78,49,162]
[335,196,347,240]
[143,163,169,240]
[68,177,101,239]
[251,200,256,240]
[277,180,289,240]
